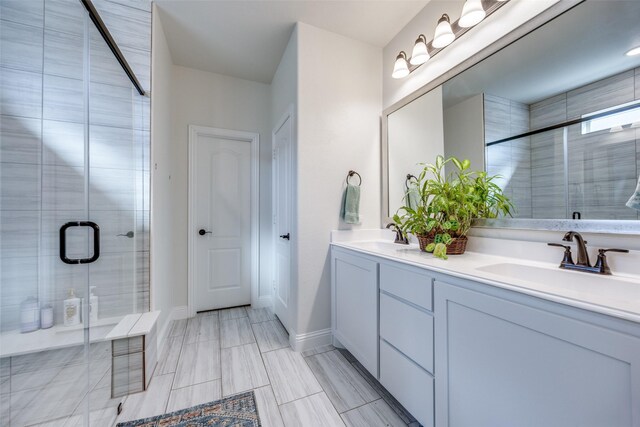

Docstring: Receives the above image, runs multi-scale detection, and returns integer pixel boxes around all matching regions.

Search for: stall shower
[0,0,151,424]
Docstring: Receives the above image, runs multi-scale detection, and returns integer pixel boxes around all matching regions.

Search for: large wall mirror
[383,0,640,233]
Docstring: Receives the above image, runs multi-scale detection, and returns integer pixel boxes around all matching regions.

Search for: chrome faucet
[547,231,628,275]
[386,223,409,245]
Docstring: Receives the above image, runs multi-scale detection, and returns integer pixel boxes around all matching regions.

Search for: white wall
[443,94,484,172]
[383,0,564,109]
[270,28,299,334]
[150,6,176,340]
[294,22,382,338]
[169,66,273,308]
[388,86,444,215]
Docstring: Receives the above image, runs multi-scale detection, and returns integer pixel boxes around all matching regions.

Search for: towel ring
[405,174,417,190]
[346,170,362,186]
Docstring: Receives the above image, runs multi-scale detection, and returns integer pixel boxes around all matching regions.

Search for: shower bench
[105,311,160,398]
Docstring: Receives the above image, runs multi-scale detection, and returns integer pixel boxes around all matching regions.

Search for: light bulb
[392,51,410,79]
[459,0,486,28]
[410,35,429,65]
[433,14,455,48]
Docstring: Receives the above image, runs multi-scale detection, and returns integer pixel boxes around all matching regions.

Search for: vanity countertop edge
[331,240,640,325]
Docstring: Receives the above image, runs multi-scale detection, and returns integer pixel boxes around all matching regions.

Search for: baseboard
[289,328,332,352]
[157,305,189,360]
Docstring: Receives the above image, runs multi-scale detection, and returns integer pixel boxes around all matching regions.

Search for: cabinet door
[331,249,378,378]
[434,280,640,427]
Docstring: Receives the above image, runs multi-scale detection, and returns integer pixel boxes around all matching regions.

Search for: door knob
[279,233,290,240]
[199,229,212,236]
[117,231,134,238]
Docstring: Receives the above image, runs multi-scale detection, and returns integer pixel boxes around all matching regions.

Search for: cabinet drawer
[380,293,433,373]
[380,339,434,427]
[380,262,433,311]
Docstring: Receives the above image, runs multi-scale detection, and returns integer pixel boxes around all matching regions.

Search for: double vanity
[330,232,640,427]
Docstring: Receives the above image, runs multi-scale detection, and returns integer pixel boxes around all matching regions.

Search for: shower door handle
[60,221,101,265]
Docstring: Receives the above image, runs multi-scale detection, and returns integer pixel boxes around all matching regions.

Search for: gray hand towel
[406,185,420,211]
[341,184,361,224]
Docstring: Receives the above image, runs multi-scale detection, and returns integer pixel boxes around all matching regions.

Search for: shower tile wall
[529,68,640,220]
[484,95,532,218]
[0,0,151,332]
[484,67,640,220]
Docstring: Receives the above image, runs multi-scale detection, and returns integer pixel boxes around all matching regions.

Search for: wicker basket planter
[416,234,468,255]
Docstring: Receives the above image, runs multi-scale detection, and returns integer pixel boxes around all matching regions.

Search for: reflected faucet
[562,231,590,266]
[386,223,409,245]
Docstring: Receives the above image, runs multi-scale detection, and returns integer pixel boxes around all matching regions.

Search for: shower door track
[80,0,146,96]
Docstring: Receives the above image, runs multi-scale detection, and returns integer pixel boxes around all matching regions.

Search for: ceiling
[443,0,640,109]
[155,0,428,84]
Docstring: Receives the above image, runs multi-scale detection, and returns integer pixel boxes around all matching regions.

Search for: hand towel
[406,185,420,211]
[626,176,640,211]
[341,184,361,224]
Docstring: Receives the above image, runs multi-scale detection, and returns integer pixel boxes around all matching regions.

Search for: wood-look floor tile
[262,348,322,405]
[302,344,336,358]
[221,343,269,396]
[341,399,407,427]
[306,350,379,413]
[166,380,222,412]
[246,307,276,324]
[252,320,289,353]
[155,336,184,375]
[185,314,220,344]
[253,386,285,427]
[349,357,417,425]
[168,319,188,337]
[279,392,345,427]
[173,339,221,389]
[219,306,247,321]
[116,374,173,423]
[220,317,255,348]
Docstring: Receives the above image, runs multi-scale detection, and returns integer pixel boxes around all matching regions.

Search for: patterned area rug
[116,391,261,426]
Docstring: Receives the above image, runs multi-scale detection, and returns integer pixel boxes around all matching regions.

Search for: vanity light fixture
[459,0,486,28]
[392,51,410,79]
[626,46,640,56]
[410,34,430,65]
[391,0,509,79]
[433,14,455,48]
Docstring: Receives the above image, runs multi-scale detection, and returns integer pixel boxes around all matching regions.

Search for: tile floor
[2,306,421,426]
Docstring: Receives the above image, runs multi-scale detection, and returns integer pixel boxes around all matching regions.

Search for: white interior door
[272,111,292,331]
[193,130,252,312]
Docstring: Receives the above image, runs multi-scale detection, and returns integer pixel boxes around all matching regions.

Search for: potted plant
[393,155,513,259]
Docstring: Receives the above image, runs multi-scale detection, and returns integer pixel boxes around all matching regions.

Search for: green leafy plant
[393,155,514,259]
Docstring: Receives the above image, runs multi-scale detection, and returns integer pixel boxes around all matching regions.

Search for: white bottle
[89,286,99,324]
[64,288,81,327]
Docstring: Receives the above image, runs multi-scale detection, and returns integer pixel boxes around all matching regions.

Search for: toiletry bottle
[64,288,81,326]
[89,286,99,324]
[20,297,40,333]
[40,304,54,329]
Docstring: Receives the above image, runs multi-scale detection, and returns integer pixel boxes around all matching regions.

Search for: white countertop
[331,239,640,324]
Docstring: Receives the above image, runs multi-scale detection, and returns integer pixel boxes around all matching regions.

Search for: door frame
[271,105,294,329]
[187,125,260,317]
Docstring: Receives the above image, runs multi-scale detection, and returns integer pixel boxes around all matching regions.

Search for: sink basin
[477,262,640,301]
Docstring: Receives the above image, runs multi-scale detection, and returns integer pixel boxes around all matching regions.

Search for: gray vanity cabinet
[434,280,640,427]
[331,246,640,427]
[379,262,435,427]
[331,248,379,378]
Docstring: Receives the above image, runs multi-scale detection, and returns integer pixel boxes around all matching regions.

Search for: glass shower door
[0,0,149,425]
